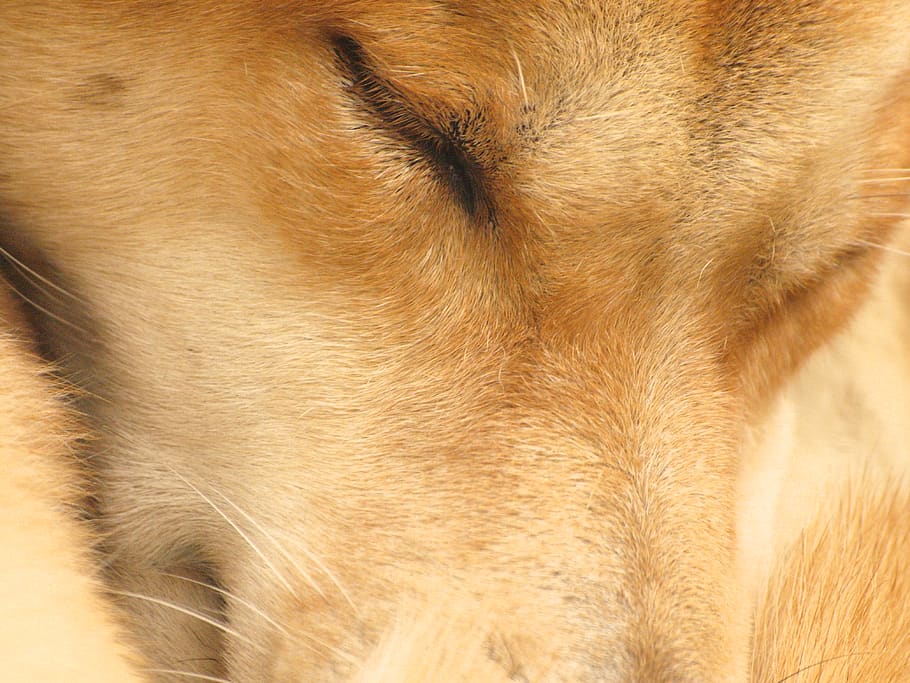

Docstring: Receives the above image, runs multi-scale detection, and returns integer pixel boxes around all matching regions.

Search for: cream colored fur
[0,286,143,681]
[1,2,909,681]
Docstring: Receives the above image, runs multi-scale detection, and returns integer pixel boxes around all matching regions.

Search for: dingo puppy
[1,2,909,681]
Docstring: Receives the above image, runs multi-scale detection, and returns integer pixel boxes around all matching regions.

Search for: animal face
[1,2,909,681]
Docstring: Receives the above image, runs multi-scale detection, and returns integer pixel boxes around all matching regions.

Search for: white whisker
[0,244,84,304]
[143,669,233,683]
[511,48,528,108]
[164,572,359,664]
[162,572,291,637]
[3,259,68,308]
[857,177,910,184]
[108,589,258,648]
[574,111,626,121]
[217,493,360,614]
[850,239,910,258]
[0,93,52,110]
[0,276,89,335]
[165,466,300,600]
[213,495,322,600]
[285,536,359,617]
[847,193,910,201]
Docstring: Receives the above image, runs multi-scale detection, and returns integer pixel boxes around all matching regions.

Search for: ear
[719,6,910,409]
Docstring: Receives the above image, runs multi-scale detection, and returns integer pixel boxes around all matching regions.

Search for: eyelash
[331,34,491,224]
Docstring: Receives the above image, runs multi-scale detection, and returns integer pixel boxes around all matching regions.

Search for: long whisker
[215,492,358,615]
[846,192,910,200]
[165,466,300,600]
[108,589,258,649]
[1,254,65,306]
[574,111,627,121]
[163,572,359,663]
[211,490,359,617]
[162,572,292,637]
[511,47,528,108]
[284,535,360,617]
[857,177,910,184]
[850,239,910,258]
[0,244,85,304]
[0,273,88,334]
[213,493,327,602]
[142,669,233,683]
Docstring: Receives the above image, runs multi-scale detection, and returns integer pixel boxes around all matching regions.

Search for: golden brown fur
[752,476,910,682]
[0,285,143,681]
[0,1,909,681]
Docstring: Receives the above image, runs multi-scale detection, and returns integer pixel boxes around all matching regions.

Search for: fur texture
[0,2,909,681]
[0,285,143,681]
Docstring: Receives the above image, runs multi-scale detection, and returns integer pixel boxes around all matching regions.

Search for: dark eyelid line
[330,34,492,224]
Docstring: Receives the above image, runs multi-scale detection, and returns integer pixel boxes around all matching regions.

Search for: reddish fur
[0,2,909,681]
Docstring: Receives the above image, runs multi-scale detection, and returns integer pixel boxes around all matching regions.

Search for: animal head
[1,2,909,680]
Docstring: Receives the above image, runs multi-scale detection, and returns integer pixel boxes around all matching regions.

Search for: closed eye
[331,34,492,224]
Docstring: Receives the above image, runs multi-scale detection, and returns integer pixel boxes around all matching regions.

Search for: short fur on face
[1,2,909,681]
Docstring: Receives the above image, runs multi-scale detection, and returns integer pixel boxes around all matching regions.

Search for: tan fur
[0,2,909,681]
[752,475,910,682]
[0,284,143,681]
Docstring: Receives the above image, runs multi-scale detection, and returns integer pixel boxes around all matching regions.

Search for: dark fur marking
[0,218,100,369]
[70,73,128,108]
[331,34,494,226]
